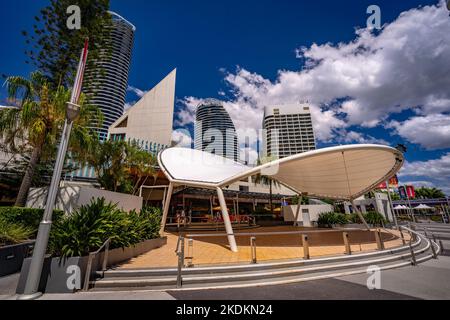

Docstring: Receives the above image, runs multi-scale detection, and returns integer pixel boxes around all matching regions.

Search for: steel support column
[216,187,238,252]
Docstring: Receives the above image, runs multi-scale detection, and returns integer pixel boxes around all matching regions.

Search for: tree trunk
[14,144,43,207]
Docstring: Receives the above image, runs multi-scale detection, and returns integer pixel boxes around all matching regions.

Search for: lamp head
[66,102,81,122]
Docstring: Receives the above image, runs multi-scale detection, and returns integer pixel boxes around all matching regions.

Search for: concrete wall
[26,182,143,214]
[344,193,394,222]
[283,204,333,225]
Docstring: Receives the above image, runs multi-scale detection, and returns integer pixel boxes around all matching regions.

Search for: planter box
[16,237,167,294]
[0,241,35,277]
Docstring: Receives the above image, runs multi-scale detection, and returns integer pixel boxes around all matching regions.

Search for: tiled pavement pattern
[119,226,409,268]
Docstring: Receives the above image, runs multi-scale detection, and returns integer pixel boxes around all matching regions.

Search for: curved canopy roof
[158,144,404,200]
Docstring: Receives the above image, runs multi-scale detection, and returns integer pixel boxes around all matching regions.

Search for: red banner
[377,175,399,189]
[406,185,415,199]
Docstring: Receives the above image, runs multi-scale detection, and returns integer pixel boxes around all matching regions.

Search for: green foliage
[78,139,157,194]
[364,211,386,226]
[348,213,362,224]
[0,217,33,246]
[22,0,111,88]
[48,198,162,258]
[414,187,446,199]
[291,195,309,205]
[317,212,349,227]
[0,207,63,235]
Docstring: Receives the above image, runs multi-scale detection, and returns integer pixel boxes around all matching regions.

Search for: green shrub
[364,211,386,226]
[0,217,33,247]
[0,207,64,234]
[317,212,349,227]
[48,198,162,258]
[348,213,362,224]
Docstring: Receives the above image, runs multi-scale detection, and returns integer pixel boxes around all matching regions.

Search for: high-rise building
[108,69,177,155]
[83,11,135,140]
[194,99,239,162]
[262,103,316,159]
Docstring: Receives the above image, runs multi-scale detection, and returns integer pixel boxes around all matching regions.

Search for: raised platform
[118,226,408,269]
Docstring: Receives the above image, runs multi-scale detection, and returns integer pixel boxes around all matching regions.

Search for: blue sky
[0,0,449,193]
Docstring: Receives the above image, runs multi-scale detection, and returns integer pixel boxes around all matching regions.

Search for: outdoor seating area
[117,226,409,268]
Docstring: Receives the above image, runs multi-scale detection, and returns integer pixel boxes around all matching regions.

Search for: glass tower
[194,99,239,162]
[83,11,135,140]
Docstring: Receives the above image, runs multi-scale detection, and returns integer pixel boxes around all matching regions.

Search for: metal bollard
[399,229,406,245]
[302,234,310,260]
[343,232,351,255]
[186,238,194,267]
[250,237,257,264]
[429,237,438,259]
[409,239,417,266]
[176,237,185,288]
[374,229,385,250]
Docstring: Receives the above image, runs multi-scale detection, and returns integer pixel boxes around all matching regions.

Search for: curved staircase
[89,227,440,292]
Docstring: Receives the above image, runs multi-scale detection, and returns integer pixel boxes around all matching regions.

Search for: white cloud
[127,85,147,98]
[175,97,205,126]
[124,101,136,111]
[177,1,450,149]
[171,129,193,148]
[399,152,450,194]
[389,114,450,150]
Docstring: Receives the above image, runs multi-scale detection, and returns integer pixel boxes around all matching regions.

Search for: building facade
[108,69,176,155]
[83,11,135,141]
[194,99,239,162]
[262,103,316,159]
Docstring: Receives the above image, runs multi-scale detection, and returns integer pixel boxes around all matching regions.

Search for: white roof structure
[158,144,404,200]
[394,205,409,210]
[414,204,433,210]
[158,144,404,252]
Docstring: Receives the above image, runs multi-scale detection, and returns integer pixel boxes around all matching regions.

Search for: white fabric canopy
[394,204,409,210]
[414,204,433,210]
[158,144,404,200]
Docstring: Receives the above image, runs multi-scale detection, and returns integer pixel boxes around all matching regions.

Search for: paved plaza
[119,226,408,268]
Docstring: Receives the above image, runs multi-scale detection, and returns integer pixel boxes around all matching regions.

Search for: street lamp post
[18,40,89,300]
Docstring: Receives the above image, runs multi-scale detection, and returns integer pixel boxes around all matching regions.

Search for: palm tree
[415,187,445,199]
[0,71,101,206]
[126,142,158,195]
[253,156,281,215]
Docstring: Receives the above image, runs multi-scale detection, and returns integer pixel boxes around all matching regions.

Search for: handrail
[83,238,111,291]
[186,227,372,239]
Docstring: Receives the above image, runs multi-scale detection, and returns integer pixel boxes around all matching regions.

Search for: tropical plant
[317,212,349,228]
[414,187,445,199]
[364,211,386,227]
[0,217,33,247]
[48,198,161,258]
[253,156,281,215]
[348,213,363,224]
[78,139,158,194]
[291,195,309,205]
[0,71,102,206]
[126,141,158,195]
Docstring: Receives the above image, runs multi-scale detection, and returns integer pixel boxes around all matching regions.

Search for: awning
[414,204,434,210]
[158,144,404,200]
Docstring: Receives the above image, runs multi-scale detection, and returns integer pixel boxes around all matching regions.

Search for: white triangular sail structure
[158,144,404,252]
